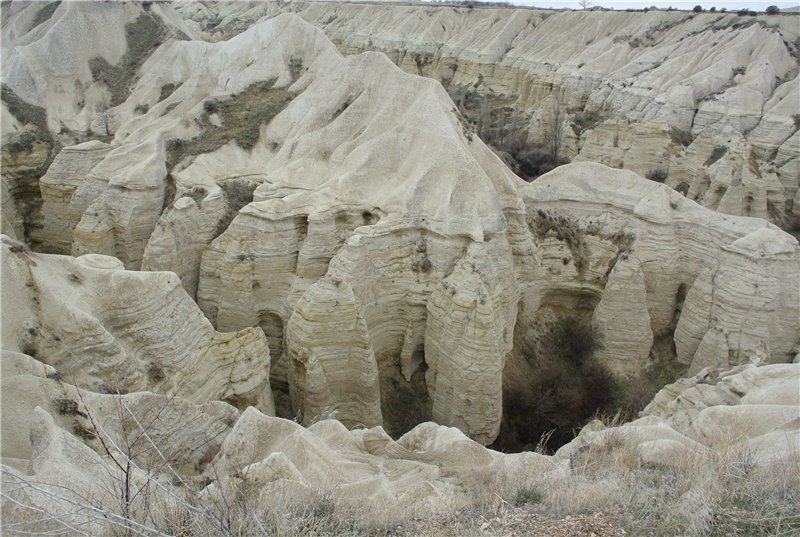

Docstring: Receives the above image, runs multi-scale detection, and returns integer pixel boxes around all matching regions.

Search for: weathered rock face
[1,1,199,133]
[0,236,274,413]
[675,226,800,373]
[38,141,112,254]
[591,253,653,379]
[286,277,383,429]
[2,6,799,448]
[185,2,799,229]
[1,351,238,475]
[556,363,800,467]
[2,6,799,534]
[521,163,800,376]
[182,32,524,436]
[424,242,515,445]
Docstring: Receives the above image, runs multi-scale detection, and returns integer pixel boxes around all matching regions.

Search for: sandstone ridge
[2,8,798,448]
[2,6,799,531]
[183,1,800,230]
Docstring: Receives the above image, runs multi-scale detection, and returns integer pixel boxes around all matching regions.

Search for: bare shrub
[498,315,613,452]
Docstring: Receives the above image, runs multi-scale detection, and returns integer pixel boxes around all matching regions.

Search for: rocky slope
[1,3,799,533]
[2,328,797,534]
[182,1,800,231]
[2,1,798,446]
[1,236,274,414]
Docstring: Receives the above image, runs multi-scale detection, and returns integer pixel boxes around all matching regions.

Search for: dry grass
[4,403,797,537]
[507,429,800,537]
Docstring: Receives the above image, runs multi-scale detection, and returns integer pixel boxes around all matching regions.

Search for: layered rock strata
[3,358,796,535]
[1,7,798,446]
[521,163,800,376]
[0,236,274,413]
[182,2,799,228]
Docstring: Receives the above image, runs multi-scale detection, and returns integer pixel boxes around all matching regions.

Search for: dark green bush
[571,109,604,135]
[517,149,570,180]
[669,127,694,147]
[89,12,166,106]
[545,316,600,366]
[646,168,668,182]
[159,83,179,103]
[32,1,60,28]
[704,145,728,166]
[165,80,295,169]
[497,315,613,452]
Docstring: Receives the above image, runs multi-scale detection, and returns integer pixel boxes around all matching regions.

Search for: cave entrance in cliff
[376,348,432,438]
[258,310,292,417]
[491,294,615,454]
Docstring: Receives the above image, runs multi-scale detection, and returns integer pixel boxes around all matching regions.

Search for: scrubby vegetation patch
[704,145,728,166]
[31,1,60,28]
[166,79,295,169]
[669,127,694,147]
[89,12,168,106]
[498,314,614,452]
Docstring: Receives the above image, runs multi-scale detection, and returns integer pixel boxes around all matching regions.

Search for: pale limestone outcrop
[3,5,798,449]
[2,363,793,534]
[641,363,800,462]
[0,236,273,413]
[774,130,799,221]
[0,128,51,247]
[676,226,800,373]
[666,130,789,222]
[70,137,169,268]
[0,353,238,475]
[1,178,24,240]
[574,120,673,177]
[5,8,341,269]
[522,162,800,375]
[424,246,513,445]
[38,141,112,253]
[1,408,124,535]
[591,253,653,379]
[206,407,554,518]
[141,185,228,299]
[286,278,382,429]
[188,26,523,440]
[557,363,800,467]
[1,394,236,534]
[0,1,199,133]
[195,3,800,228]
[1,1,139,132]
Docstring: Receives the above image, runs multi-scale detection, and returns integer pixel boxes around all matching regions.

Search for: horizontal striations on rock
[186,20,524,440]
[3,5,800,534]
[187,2,800,230]
[522,162,800,375]
[0,235,273,413]
[286,277,383,429]
[591,252,653,378]
[38,141,112,254]
[2,2,798,459]
[424,242,516,445]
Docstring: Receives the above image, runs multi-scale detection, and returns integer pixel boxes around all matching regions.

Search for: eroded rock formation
[1,236,274,413]
[559,363,800,465]
[2,6,799,532]
[1,4,798,450]
[521,163,800,378]
[179,2,800,229]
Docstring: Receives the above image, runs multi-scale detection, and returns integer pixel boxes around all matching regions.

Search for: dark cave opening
[490,311,617,454]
